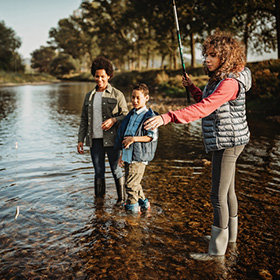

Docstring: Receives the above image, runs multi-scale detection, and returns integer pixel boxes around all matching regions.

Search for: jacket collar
[133,105,148,115]
[90,83,112,101]
[94,83,113,93]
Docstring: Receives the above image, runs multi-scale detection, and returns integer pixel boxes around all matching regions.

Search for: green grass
[0,71,58,84]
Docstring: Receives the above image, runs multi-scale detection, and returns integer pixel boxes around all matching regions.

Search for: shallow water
[0,83,279,279]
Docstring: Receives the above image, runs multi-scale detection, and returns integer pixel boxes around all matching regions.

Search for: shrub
[246,59,280,115]
[250,68,279,99]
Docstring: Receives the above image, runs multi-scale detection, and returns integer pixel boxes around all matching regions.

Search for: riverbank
[0,71,60,86]
[0,81,61,87]
[1,59,279,117]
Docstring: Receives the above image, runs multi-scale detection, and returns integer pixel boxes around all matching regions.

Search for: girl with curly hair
[144,31,252,259]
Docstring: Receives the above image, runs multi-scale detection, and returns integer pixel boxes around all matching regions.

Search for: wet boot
[95,177,105,198]
[115,176,126,205]
[208,226,229,256]
[204,217,238,243]
[125,202,141,214]
[139,198,150,212]
[190,226,228,260]
[228,216,238,243]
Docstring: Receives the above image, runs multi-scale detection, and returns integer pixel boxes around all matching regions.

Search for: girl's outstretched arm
[144,115,164,130]
[145,78,239,129]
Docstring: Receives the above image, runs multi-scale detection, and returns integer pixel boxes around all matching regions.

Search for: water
[0,83,279,279]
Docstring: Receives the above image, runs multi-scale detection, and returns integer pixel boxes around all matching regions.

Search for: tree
[232,0,277,59]
[128,0,178,69]
[48,17,89,61]
[0,21,24,71]
[174,0,210,68]
[31,46,56,73]
[44,0,279,73]
[49,53,76,77]
[196,0,277,60]
[80,0,133,69]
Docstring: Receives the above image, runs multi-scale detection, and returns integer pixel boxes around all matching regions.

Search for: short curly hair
[202,30,246,84]
[91,56,114,79]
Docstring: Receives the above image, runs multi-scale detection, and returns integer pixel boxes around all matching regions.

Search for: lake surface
[0,83,279,279]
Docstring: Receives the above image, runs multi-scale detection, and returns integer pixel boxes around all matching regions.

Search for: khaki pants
[124,162,146,205]
[211,145,245,228]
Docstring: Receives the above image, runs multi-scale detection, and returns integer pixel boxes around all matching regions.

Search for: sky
[0,0,277,62]
[0,0,82,59]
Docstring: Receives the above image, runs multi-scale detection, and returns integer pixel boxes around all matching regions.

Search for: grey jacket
[202,67,251,152]
[78,83,128,147]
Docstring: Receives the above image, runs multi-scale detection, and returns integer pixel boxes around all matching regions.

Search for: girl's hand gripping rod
[172,0,191,103]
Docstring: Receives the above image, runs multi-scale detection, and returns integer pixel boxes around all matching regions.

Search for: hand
[182,73,193,87]
[118,157,124,167]
[101,117,116,131]
[77,142,84,154]
[122,136,134,149]
[144,115,164,130]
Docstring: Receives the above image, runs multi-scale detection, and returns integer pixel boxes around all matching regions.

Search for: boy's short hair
[133,83,149,96]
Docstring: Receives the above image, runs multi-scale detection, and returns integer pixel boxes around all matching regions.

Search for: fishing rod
[172,0,191,103]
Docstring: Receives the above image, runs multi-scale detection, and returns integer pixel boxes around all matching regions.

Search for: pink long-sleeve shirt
[161,78,239,125]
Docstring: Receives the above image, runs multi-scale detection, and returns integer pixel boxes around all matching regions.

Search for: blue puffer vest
[202,67,251,152]
[115,108,158,162]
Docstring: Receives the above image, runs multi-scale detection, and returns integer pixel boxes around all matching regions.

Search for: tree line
[1,0,279,76]
[0,21,25,72]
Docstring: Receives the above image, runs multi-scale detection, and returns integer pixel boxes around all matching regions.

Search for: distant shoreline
[0,80,62,87]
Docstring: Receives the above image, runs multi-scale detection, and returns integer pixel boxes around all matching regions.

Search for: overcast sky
[0,0,277,62]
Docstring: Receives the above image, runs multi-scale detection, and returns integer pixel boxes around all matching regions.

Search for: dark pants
[90,139,123,180]
[211,145,245,229]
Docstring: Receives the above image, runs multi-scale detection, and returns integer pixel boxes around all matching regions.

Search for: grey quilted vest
[202,67,251,152]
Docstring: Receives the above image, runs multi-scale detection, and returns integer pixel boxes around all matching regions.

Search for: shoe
[138,198,150,211]
[125,202,141,214]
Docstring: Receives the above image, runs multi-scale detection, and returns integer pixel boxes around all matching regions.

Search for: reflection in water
[0,83,279,279]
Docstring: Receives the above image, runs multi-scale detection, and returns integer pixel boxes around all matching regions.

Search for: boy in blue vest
[115,83,158,214]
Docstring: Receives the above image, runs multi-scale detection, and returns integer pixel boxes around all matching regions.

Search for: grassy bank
[0,71,59,85]
[111,59,280,116]
[1,59,279,117]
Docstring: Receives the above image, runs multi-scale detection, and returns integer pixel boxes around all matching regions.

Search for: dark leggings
[90,139,123,180]
[211,145,245,229]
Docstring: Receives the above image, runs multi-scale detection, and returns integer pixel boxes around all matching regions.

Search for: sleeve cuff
[147,128,158,141]
[161,113,172,125]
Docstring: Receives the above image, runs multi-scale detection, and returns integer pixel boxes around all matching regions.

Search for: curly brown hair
[202,31,246,84]
[91,56,114,79]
